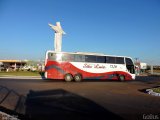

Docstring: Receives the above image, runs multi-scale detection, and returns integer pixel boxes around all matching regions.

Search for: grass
[0,71,41,76]
[152,87,160,93]
[147,70,160,73]
[153,70,160,73]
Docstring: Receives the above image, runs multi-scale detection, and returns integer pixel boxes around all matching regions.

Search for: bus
[44,51,136,82]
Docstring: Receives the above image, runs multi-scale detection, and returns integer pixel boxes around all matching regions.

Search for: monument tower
[48,22,66,52]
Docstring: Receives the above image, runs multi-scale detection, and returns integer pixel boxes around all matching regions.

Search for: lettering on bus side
[83,64,106,69]
[94,64,106,69]
[83,64,93,68]
[110,65,117,68]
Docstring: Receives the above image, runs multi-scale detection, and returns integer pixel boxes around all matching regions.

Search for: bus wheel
[64,73,73,82]
[74,74,82,82]
[119,75,125,81]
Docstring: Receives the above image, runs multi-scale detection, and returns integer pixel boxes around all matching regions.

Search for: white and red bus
[44,51,136,82]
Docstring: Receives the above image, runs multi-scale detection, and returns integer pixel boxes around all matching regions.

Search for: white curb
[0,111,20,120]
[146,89,160,96]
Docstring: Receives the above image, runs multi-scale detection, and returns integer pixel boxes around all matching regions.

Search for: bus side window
[116,57,124,64]
[96,56,106,63]
[75,55,85,62]
[59,54,77,62]
[66,54,74,62]
[85,55,96,63]
[106,56,116,64]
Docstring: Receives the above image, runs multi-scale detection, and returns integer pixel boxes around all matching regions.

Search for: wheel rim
[74,74,82,82]
[120,75,125,81]
[75,76,80,81]
[67,75,71,79]
[65,74,73,82]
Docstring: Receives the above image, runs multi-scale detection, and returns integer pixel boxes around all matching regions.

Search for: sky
[0,0,160,65]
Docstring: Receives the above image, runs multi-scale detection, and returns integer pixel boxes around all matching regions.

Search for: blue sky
[0,0,160,65]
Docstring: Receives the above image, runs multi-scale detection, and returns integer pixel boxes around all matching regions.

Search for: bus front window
[125,58,135,74]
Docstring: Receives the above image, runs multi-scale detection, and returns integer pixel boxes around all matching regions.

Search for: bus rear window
[48,53,63,61]
[48,53,56,60]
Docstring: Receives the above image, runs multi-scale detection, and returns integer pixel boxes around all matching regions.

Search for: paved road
[0,76,160,120]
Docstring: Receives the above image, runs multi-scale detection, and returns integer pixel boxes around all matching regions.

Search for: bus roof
[46,50,132,58]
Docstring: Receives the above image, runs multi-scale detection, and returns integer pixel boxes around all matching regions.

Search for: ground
[0,76,160,120]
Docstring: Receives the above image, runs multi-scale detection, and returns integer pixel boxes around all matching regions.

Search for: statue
[48,22,66,52]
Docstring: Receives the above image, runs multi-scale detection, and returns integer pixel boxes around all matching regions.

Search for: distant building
[135,60,147,75]
[0,60,26,71]
[140,63,147,70]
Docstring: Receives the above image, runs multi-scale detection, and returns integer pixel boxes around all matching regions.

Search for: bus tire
[64,73,73,82]
[74,74,82,82]
[119,75,125,82]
